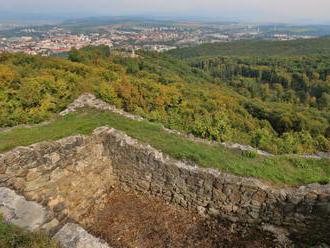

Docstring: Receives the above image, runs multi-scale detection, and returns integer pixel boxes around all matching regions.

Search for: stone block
[54,223,110,248]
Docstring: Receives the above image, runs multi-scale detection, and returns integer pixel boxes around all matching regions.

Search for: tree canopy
[0,43,329,154]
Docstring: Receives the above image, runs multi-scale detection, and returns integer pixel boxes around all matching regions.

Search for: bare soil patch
[88,190,276,248]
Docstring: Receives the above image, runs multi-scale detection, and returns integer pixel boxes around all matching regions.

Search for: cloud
[2,0,330,22]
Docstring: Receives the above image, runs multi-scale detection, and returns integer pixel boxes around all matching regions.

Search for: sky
[1,0,330,23]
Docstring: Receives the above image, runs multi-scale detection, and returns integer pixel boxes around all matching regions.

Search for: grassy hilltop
[1,109,329,185]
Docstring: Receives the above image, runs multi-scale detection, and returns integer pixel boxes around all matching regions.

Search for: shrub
[241,150,258,158]
[95,81,121,106]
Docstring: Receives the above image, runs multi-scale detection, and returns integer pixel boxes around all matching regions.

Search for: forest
[0,40,329,155]
[168,36,330,58]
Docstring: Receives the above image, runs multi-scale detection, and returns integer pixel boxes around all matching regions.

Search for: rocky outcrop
[59,93,143,121]
[0,187,58,232]
[0,126,329,245]
[54,223,111,248]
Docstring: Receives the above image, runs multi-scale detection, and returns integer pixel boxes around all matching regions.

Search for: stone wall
[0,132,116,225]
[99,127,330,244]
[1,126,329,244]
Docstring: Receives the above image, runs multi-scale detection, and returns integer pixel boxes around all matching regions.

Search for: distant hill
[168,37,330,58]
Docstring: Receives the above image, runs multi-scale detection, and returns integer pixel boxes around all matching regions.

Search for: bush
[316,135,330,152]
[95,81,121,106]
[251,128,278,153]
[241,150,258,158]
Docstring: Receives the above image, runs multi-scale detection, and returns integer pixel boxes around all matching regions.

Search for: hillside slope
[0,44,329,155]
[168,37,330,58]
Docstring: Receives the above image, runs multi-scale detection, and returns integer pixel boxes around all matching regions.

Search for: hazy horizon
[1,0,330,24]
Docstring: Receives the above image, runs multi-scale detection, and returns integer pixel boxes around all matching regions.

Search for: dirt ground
[88,190,276,248]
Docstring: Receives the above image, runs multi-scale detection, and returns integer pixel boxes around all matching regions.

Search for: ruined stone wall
[1,126,329,244]
[0,132,116,225]
[99,127,330,243]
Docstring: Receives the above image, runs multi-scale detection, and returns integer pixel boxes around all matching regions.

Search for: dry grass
[88,190,275,248]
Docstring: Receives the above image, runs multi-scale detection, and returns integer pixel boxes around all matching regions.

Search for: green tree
[318,93,330,109]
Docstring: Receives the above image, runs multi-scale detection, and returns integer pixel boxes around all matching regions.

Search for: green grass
[0,109,329,186]
[0,216,58,248]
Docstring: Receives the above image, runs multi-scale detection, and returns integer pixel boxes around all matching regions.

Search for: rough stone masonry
[0,127,329,245]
